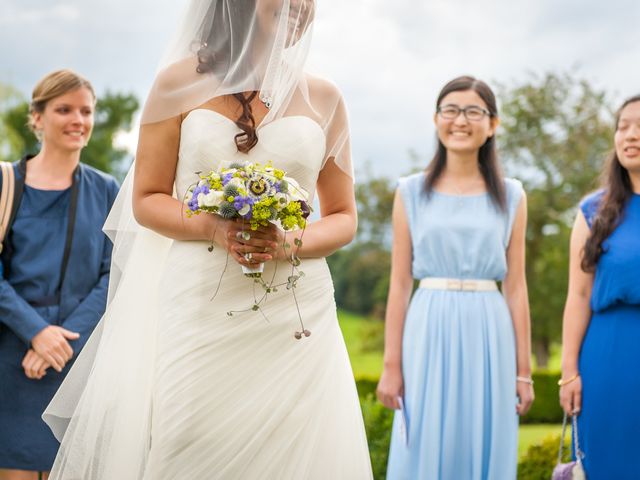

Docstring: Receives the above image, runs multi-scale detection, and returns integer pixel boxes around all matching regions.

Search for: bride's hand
[213,218,280,267]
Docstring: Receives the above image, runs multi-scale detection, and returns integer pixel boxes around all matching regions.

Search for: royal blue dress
[577,190,640,479]
[0,160,119,471]
[386,173,523,479]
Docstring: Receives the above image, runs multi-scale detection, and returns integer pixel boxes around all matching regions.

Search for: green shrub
[518,434,570,479]
[522,371,563,424]
[359,321,385,353]
[360,394,393,480]
[356,378,378,399]
[357,371,564,425]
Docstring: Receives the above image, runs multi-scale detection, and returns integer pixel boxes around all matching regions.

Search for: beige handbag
[0,161,16,254]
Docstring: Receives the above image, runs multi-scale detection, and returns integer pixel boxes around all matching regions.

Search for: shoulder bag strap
[56,165,80,304]
[0,162,16,252]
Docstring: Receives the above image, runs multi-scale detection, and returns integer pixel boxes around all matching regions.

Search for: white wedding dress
[46,109,372,479]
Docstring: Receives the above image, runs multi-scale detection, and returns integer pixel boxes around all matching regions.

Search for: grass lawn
[337,309,563,460]
[338,309,383,378]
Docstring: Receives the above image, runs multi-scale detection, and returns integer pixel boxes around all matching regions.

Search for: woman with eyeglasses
[377,76,533,479]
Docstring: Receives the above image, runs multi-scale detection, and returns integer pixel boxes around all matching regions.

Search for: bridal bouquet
[185,161,310,232]
[184,161,312,339]
[185,161,310,274]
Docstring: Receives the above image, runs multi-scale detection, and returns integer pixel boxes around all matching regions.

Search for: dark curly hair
[581,94,640,272]
[195,0,259,154]
[426,75,506,211]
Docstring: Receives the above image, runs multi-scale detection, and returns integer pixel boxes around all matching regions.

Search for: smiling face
[32,87,95,153]
[615,100,640,175]
[434,89,498,156]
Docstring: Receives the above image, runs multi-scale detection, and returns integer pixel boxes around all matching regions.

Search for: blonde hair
[29,69,96,135]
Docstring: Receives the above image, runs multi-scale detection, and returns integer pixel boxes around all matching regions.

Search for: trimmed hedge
[518,434,570,479]
[521,371,563,424]
[358,379,566,480]
[357,371,564,424]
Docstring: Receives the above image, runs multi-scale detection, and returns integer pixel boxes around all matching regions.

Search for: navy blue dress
[577,190,640,479]
[0,161,119,470]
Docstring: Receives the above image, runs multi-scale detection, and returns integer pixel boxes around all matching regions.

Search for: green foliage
[0,88,138,178]
[518,434,570,479]
[84,92,139,177]
[521,371,563,424]
[360,394,393,480]
[327,244,390,318]
[498,71,614,366]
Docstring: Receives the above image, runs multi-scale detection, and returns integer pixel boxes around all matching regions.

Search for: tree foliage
[0,88,139,178]
[498,71,614,366]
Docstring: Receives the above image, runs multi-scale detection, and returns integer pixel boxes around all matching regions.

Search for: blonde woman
[0,70,118,479]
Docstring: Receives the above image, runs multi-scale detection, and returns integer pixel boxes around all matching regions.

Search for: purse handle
[0,162,16,253]
[558,411,585,465]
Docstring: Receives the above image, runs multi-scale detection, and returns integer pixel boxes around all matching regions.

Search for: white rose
[202,190,224,207]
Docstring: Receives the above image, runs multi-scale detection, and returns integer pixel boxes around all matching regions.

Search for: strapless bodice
[176,109,326,201]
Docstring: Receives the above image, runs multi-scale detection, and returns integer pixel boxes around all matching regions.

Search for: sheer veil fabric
[43,1,371,478]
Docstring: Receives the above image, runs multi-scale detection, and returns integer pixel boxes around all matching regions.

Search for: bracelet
[516,376,534,385]
[557,373,580,387]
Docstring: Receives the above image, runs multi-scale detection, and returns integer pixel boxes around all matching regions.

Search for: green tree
[0,83,25,161]
[1,89,139,178]
[498,71,614,366]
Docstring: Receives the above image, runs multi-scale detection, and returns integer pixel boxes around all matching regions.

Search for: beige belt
[419,277,498,292]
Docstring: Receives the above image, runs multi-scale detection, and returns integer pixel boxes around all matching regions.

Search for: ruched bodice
[176,109,326,202]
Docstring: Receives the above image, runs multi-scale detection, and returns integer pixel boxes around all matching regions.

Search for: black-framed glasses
[437,104,491,121]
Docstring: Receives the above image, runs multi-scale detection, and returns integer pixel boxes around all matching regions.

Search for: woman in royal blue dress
[376,76,534,479]
[560,94,640,479]
[0,70,119,480]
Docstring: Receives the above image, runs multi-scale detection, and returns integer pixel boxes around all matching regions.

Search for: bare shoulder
[153,56,202,92]
[304,73,343,103]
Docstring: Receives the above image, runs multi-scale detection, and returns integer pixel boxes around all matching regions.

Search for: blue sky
[1,0,638,177]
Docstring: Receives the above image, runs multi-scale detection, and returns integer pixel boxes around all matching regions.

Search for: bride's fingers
[230,245,272,264]
[234,241,278,254]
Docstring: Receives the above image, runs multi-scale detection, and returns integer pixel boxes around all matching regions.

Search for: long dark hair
[426,75,506,211]
[581,95,640,272]
[195,0,259,153]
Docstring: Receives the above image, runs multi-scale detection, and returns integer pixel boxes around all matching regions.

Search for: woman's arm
[275,158,357,260]
[376,191,413,410]
[559,211,593,414]
[132,116,276,267]
[502,194,534,415]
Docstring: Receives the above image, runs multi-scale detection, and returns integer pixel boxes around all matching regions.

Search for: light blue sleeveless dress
[386,172,524,480]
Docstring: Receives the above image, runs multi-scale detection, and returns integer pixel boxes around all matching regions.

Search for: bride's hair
[425,75,507,211]
[581,95,640,272]
[195,0,259,154]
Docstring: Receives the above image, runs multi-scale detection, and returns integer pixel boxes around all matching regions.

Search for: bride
[43,1,373,478]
